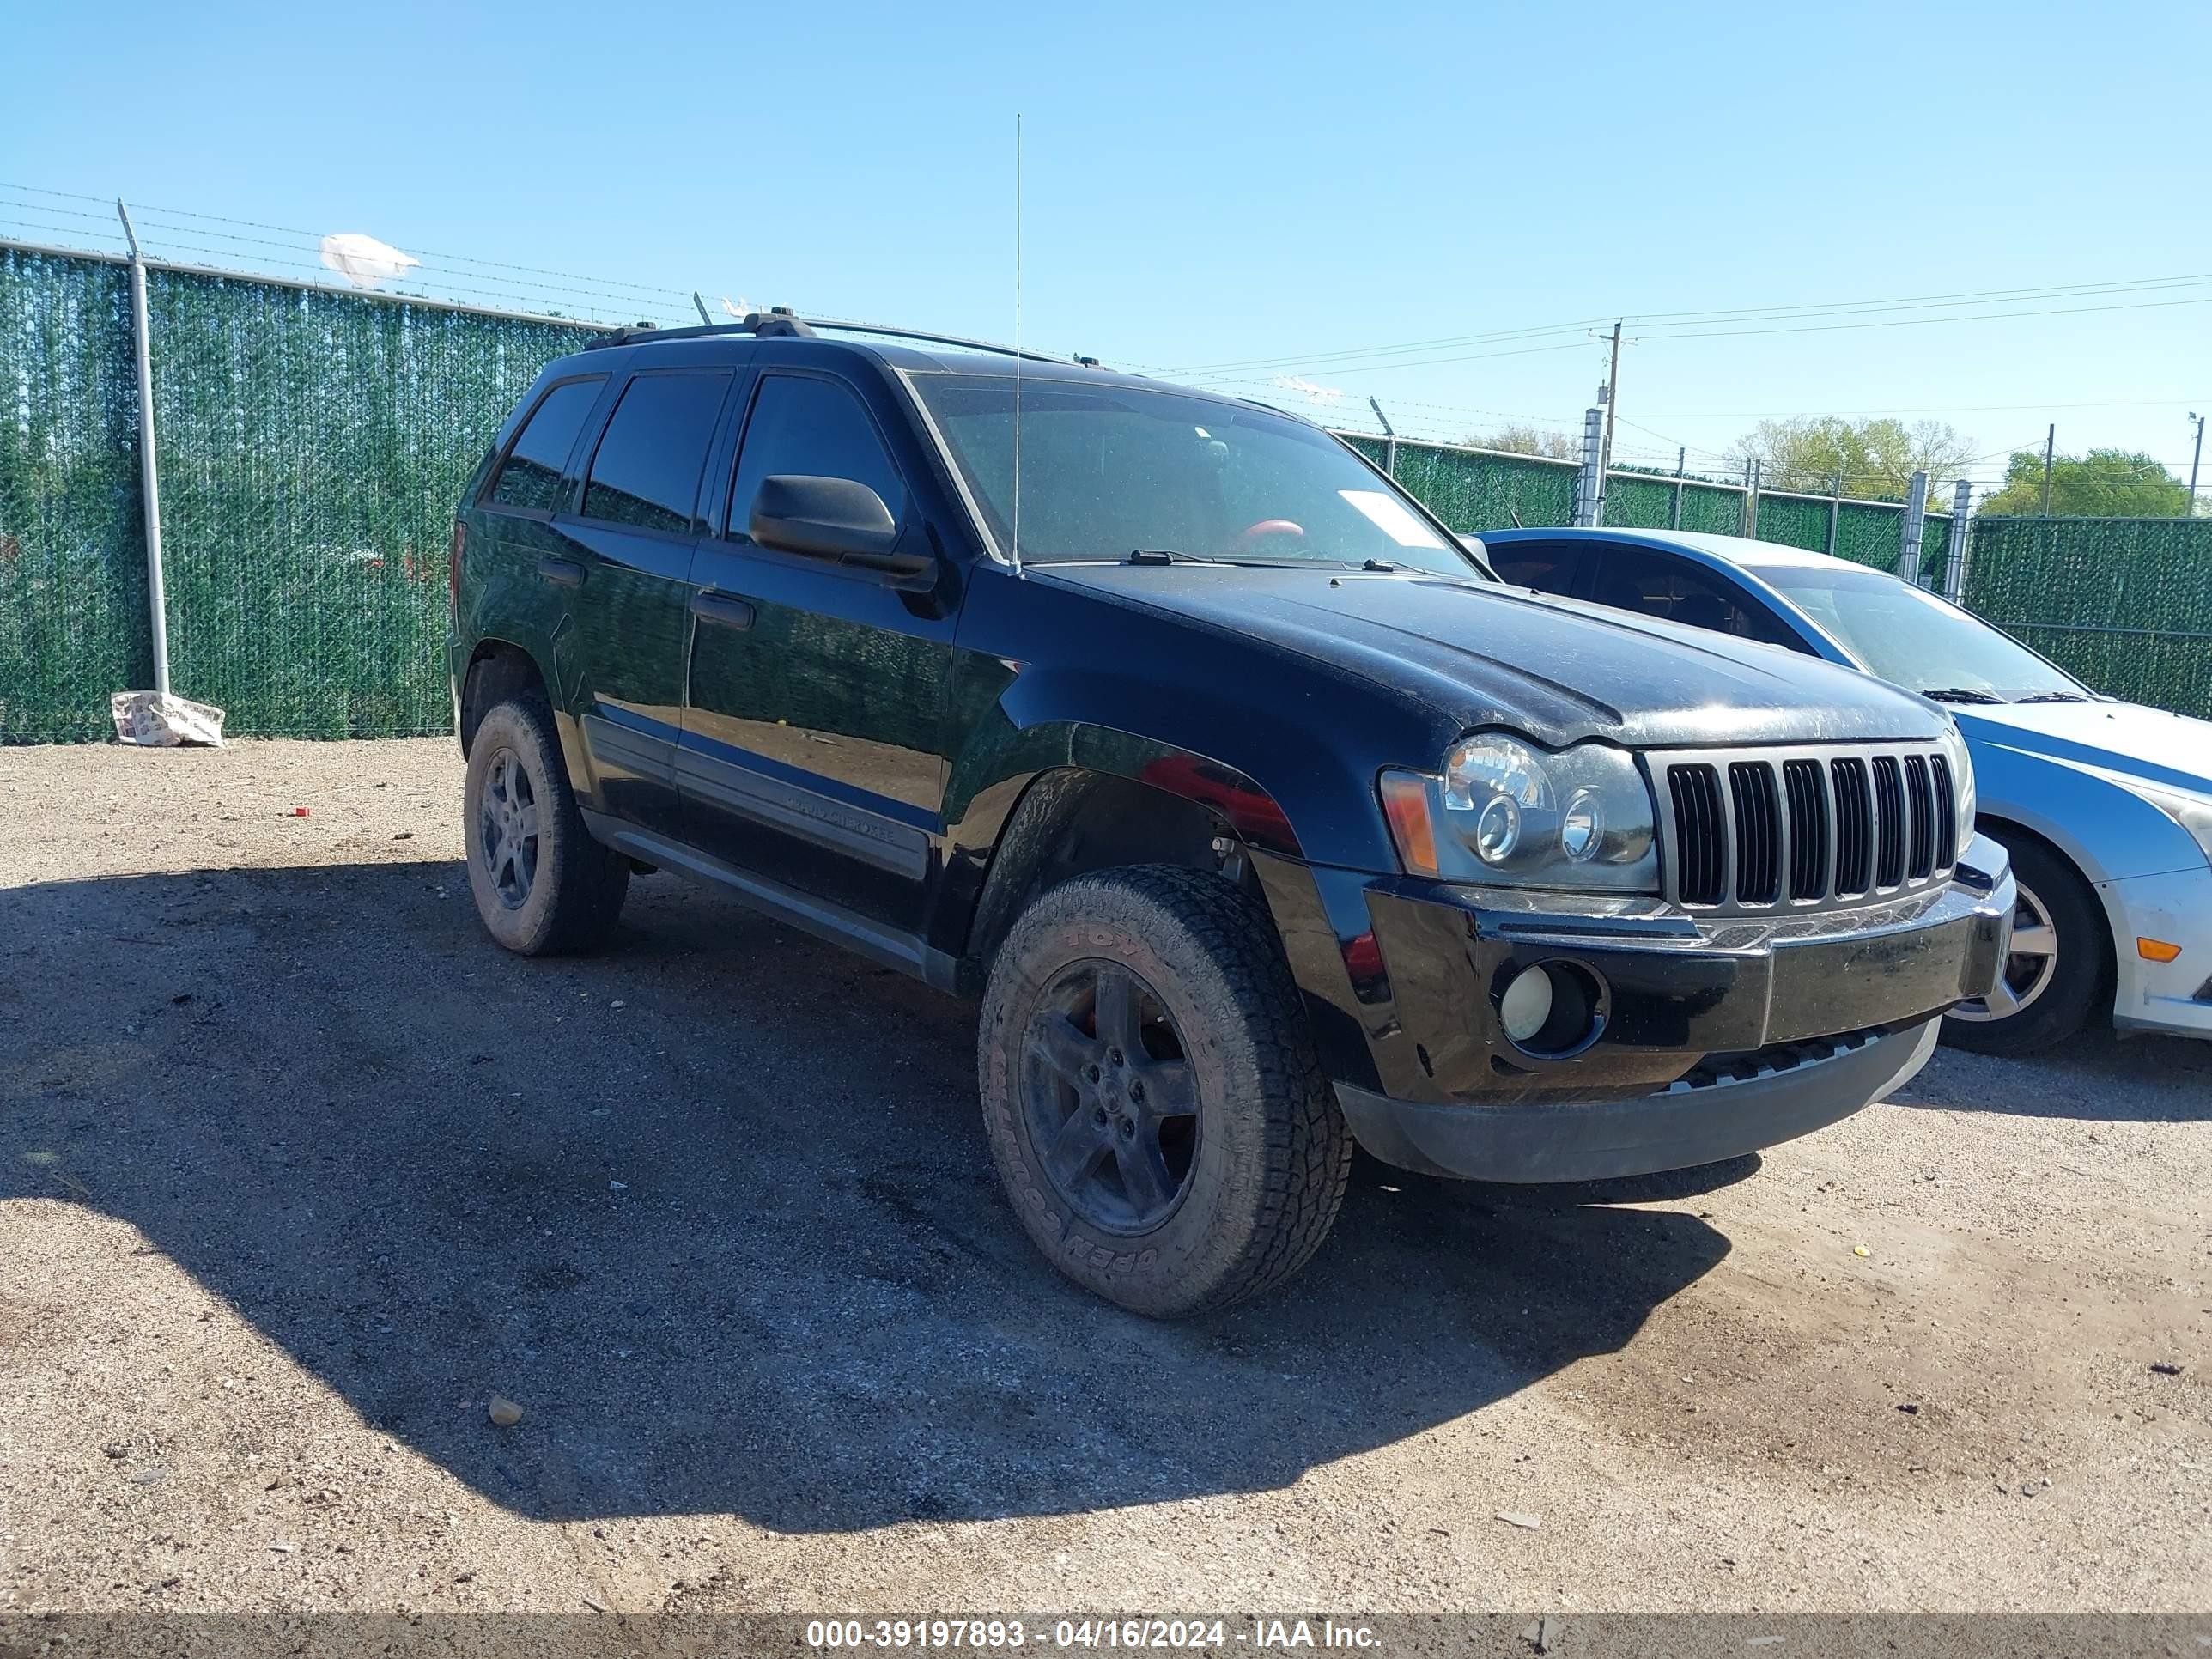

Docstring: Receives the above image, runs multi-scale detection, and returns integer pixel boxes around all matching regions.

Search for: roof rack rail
[585,307,1078,367]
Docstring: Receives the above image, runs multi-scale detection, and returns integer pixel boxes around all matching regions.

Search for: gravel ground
[1,738,2206,1615]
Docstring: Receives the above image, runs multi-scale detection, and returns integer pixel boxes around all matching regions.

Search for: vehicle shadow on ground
[4,859,1731,1532]
[1905,1026,2212,1123]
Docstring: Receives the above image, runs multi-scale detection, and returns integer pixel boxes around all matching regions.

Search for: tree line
[1465,416,2200,517]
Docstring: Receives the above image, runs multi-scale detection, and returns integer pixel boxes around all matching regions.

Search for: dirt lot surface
[2,738,2207,1615]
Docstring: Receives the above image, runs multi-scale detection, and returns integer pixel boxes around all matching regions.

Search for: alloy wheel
[1949,880,2058,1023]
[1018,961,1201,1234]
[477,748,541,910]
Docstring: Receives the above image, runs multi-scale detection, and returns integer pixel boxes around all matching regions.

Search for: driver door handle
[690,591,756,631]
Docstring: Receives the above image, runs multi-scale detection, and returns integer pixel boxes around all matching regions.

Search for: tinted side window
[1488,540,1583,595]
[580,371,734,534]
[1587,548,1796,647]
[488,379,604,512]
[729,374,906,538]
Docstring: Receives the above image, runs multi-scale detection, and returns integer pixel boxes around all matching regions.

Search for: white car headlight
[1382,733,1659,891]
[2128,779,2212,869]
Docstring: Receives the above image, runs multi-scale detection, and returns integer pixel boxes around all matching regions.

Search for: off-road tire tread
[979,863,1352,1316]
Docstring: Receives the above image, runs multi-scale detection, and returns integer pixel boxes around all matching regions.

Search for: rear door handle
[690,592,756,631]
[537,556,584,588]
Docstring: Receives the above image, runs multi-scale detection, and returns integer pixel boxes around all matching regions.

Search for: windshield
[1756,564,2087,699]
[908,374,1486,579]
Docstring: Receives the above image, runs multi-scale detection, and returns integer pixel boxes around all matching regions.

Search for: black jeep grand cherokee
[450,313,2014,1317]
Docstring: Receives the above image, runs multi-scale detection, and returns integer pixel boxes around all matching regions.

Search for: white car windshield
[1758,564,2087,701]
[909,373,1486,579]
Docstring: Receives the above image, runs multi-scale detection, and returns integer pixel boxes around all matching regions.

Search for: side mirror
[749,475,933,582]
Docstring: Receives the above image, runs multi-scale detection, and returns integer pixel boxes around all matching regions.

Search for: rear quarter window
[486,378,605,513]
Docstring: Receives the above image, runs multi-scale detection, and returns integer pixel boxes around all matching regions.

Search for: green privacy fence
[3,236,2209,739]
[0,250,151,740]
[1347,438,1955,577]
[147,268,587,737]
[1961,517,2212,721]
[1,241,589,741]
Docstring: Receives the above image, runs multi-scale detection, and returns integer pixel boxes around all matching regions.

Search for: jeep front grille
[1655,745,1959,915]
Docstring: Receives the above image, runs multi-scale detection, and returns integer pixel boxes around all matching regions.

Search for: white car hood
[1957,699,2212,793]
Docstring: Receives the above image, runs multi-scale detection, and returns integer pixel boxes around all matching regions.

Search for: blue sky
[8,0,2209,489]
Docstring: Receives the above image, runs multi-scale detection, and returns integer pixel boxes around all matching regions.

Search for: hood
[1956,698,2212,793]
[1039,562,1948,751]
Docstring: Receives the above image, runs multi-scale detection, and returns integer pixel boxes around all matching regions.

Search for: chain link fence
[0,248,150,740]
[2,242,589,741]
[1962,517,2212,720]
[3,237,2208,739]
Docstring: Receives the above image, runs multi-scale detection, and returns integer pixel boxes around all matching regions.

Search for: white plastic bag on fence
[318,233,420,291]
[111,690,226,747]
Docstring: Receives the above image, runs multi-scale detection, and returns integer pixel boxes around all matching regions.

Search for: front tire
[977,865,1352,1317]
[1942,838,2107,1054]
[464,697,629,957]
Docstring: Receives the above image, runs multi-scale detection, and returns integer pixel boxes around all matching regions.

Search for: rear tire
[977,865,1352,1317]
[1941,837,2107,1055]
[464,697,629,957]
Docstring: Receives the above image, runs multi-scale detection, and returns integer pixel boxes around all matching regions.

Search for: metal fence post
[1574,408,1605,526]
[1369,397,1397,477]
[1669,447,1685,529]
[1826,471,1843,553]
[117,199,172,697]
[1745,459,1762,540]
[1899,469,1930,586]
[1943,479,1972,600]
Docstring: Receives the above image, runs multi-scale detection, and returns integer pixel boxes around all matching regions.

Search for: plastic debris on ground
[110,690,226,748]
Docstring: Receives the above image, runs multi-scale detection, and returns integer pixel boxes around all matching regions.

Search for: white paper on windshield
[1339,489,1446,549]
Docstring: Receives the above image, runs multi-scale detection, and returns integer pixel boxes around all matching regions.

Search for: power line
[1189,293,2212,384]
[1168,270,2212,375]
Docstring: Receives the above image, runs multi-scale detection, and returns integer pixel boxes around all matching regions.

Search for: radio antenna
[1011,111,1024,575]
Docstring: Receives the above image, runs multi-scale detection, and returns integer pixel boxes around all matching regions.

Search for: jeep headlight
[1381,733,1659,892]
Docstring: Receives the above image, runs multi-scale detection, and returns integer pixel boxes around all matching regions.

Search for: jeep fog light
[1499,965,1554,1045]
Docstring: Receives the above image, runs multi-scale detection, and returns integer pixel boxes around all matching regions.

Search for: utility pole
[2189,411,2204,515]
[2040,424,2056,516]
[1575,407,1606,528]
[1597,320,1623,483]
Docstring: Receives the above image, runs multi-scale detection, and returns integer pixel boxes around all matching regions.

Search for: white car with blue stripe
[1480,526,2212,1052]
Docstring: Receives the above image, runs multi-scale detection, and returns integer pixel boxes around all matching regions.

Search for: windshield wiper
[1127,548,1230,566]
[1919,687,2006,704]
[2015,690,2091,703]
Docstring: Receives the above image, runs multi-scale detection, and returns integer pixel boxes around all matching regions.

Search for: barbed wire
[5,179,2200,495]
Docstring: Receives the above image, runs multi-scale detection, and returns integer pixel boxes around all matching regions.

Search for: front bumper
[2105,864,2212,1039]
[1275,833,2014,1182]
[1339,1018,1942,1182]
